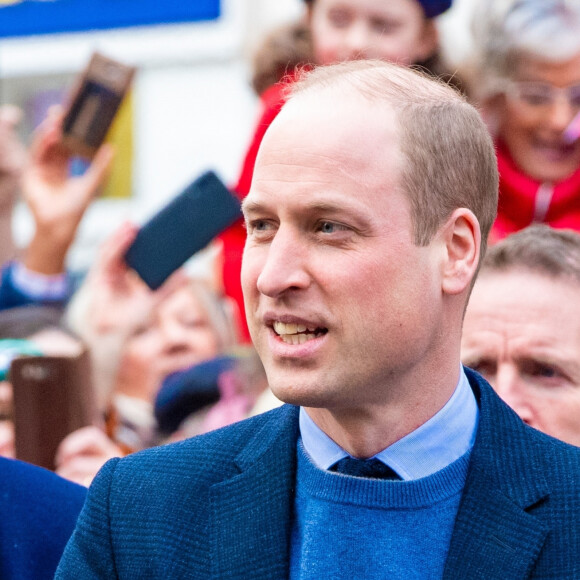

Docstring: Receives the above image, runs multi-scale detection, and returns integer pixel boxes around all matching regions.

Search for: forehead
[514,51,580,84]
[465,270,580,341]
[246,89,404,209]
[158,286,206,318]
[312,0,426,22]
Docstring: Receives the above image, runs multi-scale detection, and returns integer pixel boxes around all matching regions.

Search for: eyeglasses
[503,80,580,111]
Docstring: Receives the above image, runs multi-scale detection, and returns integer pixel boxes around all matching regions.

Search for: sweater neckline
[296,441,471,509]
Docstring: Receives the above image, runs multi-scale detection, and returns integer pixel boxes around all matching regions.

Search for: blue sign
[0,0,221,38]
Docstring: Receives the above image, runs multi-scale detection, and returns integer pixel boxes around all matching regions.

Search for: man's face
[462,270,580,446]
[308,0,436,67]
[241,93,446,412]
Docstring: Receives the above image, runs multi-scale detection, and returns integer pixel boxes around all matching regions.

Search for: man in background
[462,224,580,447]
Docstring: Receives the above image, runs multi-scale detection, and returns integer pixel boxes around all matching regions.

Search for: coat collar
[209,370,552,579]
[443,368,550,579]
[209,404,299,579]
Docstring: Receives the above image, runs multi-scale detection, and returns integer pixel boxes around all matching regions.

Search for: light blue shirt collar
[299,366,478,480]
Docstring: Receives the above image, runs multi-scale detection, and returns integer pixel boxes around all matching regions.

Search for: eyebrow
[240,198,263,216]
[241,197,370,218]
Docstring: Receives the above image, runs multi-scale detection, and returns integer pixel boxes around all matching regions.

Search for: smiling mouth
[272,321,328,345]
[534,140,577,159]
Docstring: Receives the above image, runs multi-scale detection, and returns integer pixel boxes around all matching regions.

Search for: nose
[256,227,311,298]
[493,364,534,425]
[159,319,190,352]
[343,22,370,60]
[546,94,576,132]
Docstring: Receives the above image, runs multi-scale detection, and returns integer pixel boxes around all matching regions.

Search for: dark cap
[303,0,452,19]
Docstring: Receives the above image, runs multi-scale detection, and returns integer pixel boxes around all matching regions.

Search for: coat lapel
[209,405,300,579]
[444,370,550,579]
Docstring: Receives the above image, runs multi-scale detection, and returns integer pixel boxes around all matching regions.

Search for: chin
[269,382,327,408]
[521,154,580,183]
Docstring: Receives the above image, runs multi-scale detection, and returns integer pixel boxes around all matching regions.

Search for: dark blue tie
[329,457,401,480]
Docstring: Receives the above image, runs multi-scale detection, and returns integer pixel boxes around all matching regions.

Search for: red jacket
[492,141,580,243]
[218,77,295,342]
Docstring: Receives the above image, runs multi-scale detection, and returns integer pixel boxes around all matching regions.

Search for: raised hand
[21,108,114,275]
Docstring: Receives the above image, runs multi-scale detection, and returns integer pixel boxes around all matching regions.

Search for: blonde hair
[290,60,499,258]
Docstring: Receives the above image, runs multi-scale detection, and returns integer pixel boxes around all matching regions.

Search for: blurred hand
[0,421,14,459]
[0,106,27,264]
[54,425,123,487]
[0,381,14,458]
[21,107,114,274]
[0,105,27,208]
[86,222,188,337]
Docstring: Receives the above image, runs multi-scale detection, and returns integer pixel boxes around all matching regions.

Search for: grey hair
[471,0,580,97]
[481,224,580,284]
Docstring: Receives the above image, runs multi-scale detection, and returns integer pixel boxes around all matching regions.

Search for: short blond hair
[289,60,499,258]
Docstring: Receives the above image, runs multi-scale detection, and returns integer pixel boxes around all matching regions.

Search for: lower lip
[534,142,577,162]
[266,328,327,359]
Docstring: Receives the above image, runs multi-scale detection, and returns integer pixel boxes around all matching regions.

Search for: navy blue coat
[0,457,86,580]
[56,369,580,578]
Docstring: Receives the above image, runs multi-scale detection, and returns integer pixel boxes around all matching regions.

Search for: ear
[439,208,480,296]
[415,20,439,63]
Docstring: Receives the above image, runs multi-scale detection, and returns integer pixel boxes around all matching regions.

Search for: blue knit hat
[418,0,452,18]
[303,0,452,18]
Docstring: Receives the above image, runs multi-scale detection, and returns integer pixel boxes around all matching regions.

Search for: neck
[305,364,460,459]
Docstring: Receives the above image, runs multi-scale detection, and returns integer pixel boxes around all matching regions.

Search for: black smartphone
[11,351,97,471]
[124,170,242,290]
[61,51,135,159]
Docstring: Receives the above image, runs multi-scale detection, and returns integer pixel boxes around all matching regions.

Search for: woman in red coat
[468,0,580,244]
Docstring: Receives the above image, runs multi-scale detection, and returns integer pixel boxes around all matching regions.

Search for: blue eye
[320,222,337,233]
[318,221,350,234]
[248,219,274,233]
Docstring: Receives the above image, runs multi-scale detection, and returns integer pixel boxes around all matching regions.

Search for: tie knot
[329,456,401,480]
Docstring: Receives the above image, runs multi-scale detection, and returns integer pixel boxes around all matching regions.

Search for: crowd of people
[1,0,580,578]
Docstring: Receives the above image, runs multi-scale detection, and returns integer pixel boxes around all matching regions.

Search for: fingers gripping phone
[11,351,97,471]
[124,171,242,290]
[61,52,136,159]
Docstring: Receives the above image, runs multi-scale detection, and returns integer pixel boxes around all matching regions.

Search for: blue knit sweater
[290,442,471,579]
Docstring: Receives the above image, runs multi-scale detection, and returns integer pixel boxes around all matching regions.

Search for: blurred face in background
[115,285,222,402]
[462,270,580,446]
[308,0,437,66]
[495,52,580,183]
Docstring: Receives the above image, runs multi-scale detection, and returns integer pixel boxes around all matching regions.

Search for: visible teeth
[279,333,316,345]
[273,322,308,335]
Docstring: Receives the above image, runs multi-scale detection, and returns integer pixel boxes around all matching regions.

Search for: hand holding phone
[125,171,242,290]
[61,52,135,159]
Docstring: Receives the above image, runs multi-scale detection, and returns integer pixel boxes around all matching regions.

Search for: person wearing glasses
[467,0,580,243]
